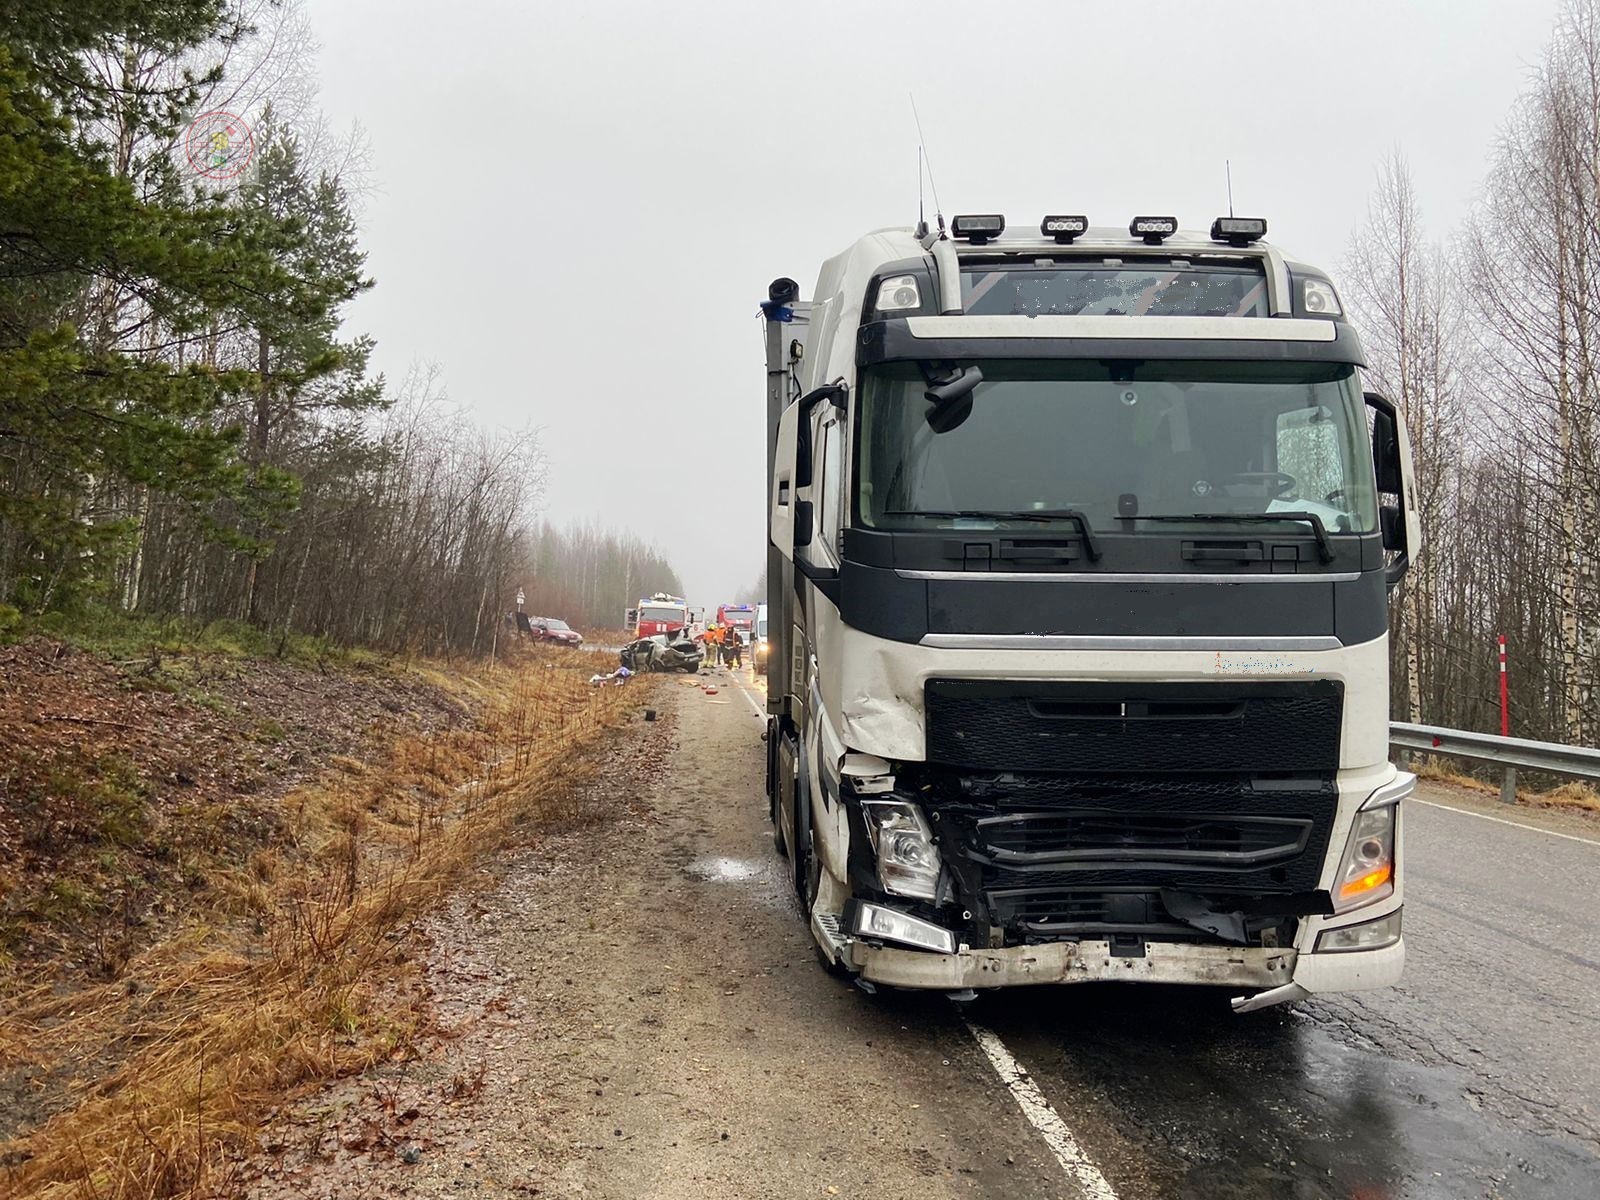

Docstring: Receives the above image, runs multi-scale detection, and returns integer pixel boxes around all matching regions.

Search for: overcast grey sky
[306,0,1560,608]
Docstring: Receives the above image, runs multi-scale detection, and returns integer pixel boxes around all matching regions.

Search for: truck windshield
[640,606,681,623]
[856,360,1378,534]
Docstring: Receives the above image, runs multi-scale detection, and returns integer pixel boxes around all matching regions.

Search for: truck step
[812,911,851,963]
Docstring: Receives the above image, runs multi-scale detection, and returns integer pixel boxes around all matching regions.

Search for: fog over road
[255,668,1600,1199]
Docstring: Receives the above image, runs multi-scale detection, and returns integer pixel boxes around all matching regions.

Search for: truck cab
[763,214,1420,1010]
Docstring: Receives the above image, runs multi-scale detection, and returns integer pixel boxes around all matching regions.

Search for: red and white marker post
[1497,634,1516,805]
[1498,634,1510,738]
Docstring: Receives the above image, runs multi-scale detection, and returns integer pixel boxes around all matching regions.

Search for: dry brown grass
[1538,780,1600,813]
[1409,753,1600,815]
[1410,754,1492,792]
[0,649,645,1199]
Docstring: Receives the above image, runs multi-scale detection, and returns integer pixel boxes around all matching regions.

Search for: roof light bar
[1211,216,1268,247]
[1041,214,1088,244]
[1129,215,1178,244]
[950,214,1005,245]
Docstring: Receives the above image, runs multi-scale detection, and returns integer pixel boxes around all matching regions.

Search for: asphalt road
[713,668,1600,1200]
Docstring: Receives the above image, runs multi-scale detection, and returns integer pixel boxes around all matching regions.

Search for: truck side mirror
[1368,403,1403,495]
[1364,391,1421,591]
[794,499,814,548]
[794,382,846,489]
[1379,502,1403,550]
[771,382,845,604]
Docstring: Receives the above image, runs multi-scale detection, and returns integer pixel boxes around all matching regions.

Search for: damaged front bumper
[842,920,1404,1009]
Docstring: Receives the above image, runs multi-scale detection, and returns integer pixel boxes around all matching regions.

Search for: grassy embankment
[0,610,644,1199]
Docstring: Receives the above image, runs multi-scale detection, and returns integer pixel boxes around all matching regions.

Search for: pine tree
[231,109,380,618]
[0,6,345,611]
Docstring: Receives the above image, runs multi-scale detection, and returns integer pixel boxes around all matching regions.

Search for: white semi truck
[761,212,1420,1011]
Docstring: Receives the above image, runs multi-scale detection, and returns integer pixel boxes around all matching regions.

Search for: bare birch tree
[1345,153,1467,722]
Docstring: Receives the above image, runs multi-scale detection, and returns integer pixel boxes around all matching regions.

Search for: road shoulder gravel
[242,674,1069,1199]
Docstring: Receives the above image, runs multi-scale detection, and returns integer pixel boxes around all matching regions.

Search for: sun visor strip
[857,318,1367,367]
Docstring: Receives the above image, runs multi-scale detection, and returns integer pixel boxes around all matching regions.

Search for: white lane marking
[1413,798,1600,847]
[729,674,766,721]
[965,1021,1119,1200]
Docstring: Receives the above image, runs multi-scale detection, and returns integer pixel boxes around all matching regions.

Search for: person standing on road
[725,625,743,669]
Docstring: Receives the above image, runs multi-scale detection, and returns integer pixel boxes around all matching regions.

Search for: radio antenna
[910,94,944,234]
[1226,159,1235,218]
[917,144,925,237]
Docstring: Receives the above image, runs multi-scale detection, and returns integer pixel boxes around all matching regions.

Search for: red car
[532,617,584,646]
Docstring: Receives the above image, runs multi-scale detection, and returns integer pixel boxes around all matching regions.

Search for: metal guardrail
[1391,721,1600,804]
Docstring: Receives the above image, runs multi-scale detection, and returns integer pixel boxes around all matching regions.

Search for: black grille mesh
[922,771,1339,918]
[925,679,1343,773]
[975,810,1311,864]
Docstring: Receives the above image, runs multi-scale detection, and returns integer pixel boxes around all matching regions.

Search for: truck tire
[771,727,797,860]
[792,740,813,901]
[765,719,779,833]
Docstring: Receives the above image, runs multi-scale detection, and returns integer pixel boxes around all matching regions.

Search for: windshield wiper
[883,509,1101,561]
[1133,511,1334,563]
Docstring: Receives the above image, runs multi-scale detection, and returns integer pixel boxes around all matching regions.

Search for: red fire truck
[717,603,755,645]
[627,593,690,638]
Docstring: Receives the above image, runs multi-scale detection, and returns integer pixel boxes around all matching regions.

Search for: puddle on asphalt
[681,854,796,912]
[684,856,767,883]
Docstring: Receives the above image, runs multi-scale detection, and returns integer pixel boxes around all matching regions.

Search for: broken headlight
[860,799,940,901]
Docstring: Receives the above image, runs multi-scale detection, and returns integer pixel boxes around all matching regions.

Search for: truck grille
[916,771,1339,945]
[924,679,1343,774]
[973,810,1312,866]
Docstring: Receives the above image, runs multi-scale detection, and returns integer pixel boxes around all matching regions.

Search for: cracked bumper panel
[1233,931,1405,1011]
[848,928,1403,994]
[850,939,1297,990]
